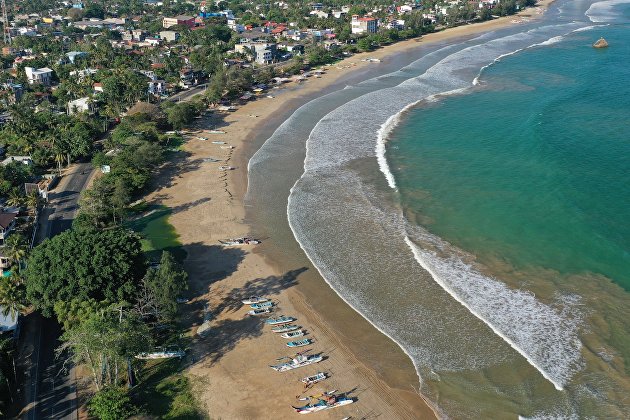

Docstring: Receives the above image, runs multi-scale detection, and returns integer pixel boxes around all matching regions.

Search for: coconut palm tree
[25,191,39,213]
[5,190,23,208]
[0,274,27,319]
[5,235,28,273]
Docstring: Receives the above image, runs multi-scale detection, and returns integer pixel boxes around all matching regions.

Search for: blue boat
[287,339,312,348]
[250,301,274,309]
[266,316,296,325]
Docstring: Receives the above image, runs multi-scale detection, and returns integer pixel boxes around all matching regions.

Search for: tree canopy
[25,228,146,316]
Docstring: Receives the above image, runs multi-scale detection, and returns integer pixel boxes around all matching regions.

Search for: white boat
[218,166,235,171]
[135,349,185,359]
[196,137,207,141]
[271,324,300,333]
[293,396,354,414]
[300,372,327,386]
[281,330,304,339]
[266,316,295,325]
[207,130,226,134]
[220,145,235,149]
[248,308,272,316]
[270,354,323,372]
[242,296,269,305]
[212,140,227,144]
[219,237,261,246]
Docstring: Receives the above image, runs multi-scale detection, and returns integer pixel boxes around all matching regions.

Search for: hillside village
[0,0,538,418]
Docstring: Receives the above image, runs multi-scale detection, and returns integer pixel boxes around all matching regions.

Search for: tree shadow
[213,267,307,315]
[182,243,248,294]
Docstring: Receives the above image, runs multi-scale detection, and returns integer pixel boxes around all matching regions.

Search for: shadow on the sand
[183,267,308,366]
[214,266,307,314]
[183,243,247,291]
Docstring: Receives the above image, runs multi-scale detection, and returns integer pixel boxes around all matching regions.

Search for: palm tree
[25,191,39,213]
[5,235,28,273]
[0,274,27,319]
[5,190,23,208]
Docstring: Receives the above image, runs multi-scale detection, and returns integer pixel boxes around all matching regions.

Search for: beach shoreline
[149,2,555,418]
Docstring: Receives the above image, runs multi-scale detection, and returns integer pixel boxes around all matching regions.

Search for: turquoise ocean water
[389,24,630,290]
[250,0,630,416]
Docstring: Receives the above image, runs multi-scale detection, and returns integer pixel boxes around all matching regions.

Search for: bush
[89,387,138,420]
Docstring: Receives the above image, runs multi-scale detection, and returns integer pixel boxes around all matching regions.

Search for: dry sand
[147,4,554,419]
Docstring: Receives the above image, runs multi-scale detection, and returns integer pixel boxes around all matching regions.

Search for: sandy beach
[147,3,554,418]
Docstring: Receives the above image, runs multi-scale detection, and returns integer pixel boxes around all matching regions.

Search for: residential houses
[24,67,54,85]
[351,15,378,34]
[162,15,196,29]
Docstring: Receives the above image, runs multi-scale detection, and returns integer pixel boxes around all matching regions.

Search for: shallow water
[247,0,630,417]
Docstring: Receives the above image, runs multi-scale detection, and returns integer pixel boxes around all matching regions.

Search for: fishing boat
[287,339,311,348]
[292,395,354,414]
[218,166,235,171]
[266,316,296,325]
[248,308,272,316]
[135,348,185,360]
[281,330,304,339]
[300,372,327,386]
[250,301,274,309]
[219,237,261,246]
[271,324,300,333]
[296,389,336,401]
[270,354,323,372]
[207,130,226,134]
[211,140,227,144]
[242,296,268,305]
[220,145,235,149]
[196,137,208,141]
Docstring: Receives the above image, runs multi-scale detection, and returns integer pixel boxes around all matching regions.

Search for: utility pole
[1,0,11,45]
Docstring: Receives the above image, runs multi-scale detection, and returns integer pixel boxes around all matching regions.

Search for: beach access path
[147,3,554,418]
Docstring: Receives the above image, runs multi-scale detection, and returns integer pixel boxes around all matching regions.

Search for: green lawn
[126,205,186,263]
[133,359,204,419]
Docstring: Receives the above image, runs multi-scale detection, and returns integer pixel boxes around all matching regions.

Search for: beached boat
[270,354,323,372]
[135,349,185,359]
[266,316,296,325]
[211,140,227,144]
[292,395,354,414]
[218,166,236,171]
[196,137,207,141]
[287,339,311,348]
[250,301,274,309]
[207,130,226,134]
[296,389,336,401]
[281,330,304,339]
[248,308,272,316]
[242,296,269,305]
[300,372,327,386]
[220,145,235,149]
[219,237,261,246]
[271,324,300,333]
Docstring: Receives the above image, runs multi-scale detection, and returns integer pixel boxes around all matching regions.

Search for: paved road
[168,85,206,102]
[19,162,93,420]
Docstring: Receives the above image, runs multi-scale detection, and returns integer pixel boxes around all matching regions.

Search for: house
[1,156,33,166]
[66,51,88,63]
[351,15,378,34]
[25,67,53,85]
[159,30,180,42]
[93,82,103,93]
[148,80,168,95]
[0,211,17,247]
[162,15,195,29]
[67,97,95,115]
[310,10,329,19]
[1,83,24,104]
[235,42,277,64]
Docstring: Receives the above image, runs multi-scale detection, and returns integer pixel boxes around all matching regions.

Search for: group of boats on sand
[240,295,356,414]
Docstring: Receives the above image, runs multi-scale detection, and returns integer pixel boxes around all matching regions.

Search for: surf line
[404,236,565,391]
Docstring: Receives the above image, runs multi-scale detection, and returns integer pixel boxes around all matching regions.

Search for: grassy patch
[133,359,204,419]
[126,205,186,263]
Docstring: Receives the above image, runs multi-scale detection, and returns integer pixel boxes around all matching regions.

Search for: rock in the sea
[593,37,609,48]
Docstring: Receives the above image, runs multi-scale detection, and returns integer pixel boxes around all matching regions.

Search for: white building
[25,67,53,85]
[351,15,378,34]
[67,97,95,115]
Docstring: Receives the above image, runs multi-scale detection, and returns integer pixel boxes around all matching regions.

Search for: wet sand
[148,3,555,418]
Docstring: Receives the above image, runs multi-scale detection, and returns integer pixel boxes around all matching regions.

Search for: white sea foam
[287,21,587,395]
[404,236,583,390]
[586,0,630,22]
